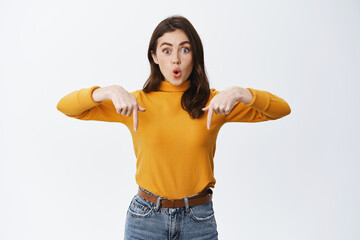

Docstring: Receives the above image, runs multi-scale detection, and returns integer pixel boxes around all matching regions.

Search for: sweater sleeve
[56,86,140,123]
[221,88,291,123]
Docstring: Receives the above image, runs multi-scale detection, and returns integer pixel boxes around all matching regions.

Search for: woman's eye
[181,48,190,53]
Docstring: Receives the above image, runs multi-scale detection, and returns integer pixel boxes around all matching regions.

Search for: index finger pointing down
[133,108,138,131]
[207,106,213,130]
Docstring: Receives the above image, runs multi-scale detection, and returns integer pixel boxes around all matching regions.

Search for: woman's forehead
[157,29,190,46]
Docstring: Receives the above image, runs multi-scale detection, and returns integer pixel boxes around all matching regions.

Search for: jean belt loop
[155,196,162,211]
[183,197,190,213]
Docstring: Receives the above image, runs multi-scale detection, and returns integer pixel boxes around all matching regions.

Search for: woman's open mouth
[173,68,181,78]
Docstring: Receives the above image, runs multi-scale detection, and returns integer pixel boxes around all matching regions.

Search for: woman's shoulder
[129,89,143,98]
[131,89,151,103]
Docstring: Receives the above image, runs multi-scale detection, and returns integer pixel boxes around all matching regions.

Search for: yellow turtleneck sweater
[56,80,291,199]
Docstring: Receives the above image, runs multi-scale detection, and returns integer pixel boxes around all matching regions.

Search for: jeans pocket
[127,194,154,218]
[189,200,215,222]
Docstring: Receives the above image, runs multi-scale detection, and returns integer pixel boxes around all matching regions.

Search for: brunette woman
[57,15,291,240]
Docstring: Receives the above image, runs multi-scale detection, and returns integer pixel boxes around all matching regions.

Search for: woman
[57,15,291,240]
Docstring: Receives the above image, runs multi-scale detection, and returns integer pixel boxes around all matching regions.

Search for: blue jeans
[124,186,218,240]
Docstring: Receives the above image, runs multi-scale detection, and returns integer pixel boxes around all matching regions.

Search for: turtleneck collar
[158,80,191,92]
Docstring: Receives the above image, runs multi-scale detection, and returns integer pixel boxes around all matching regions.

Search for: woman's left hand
[202,86,253,130]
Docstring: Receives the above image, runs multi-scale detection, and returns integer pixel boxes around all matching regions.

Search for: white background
[1,0,359,239]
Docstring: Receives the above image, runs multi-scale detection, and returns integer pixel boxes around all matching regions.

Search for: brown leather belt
[137,187,213,208]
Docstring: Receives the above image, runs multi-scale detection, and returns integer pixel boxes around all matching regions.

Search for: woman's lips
[173,68,181,78]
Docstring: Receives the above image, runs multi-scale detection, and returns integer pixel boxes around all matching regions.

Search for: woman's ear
[151,50,158,64]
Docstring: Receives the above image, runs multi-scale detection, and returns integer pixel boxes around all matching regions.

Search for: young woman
[57,15,291,240]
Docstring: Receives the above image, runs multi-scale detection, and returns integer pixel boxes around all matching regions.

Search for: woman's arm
[56,86,101,116]
[56,85,146,131]
[223,87,291,122]
[203,86,291,128]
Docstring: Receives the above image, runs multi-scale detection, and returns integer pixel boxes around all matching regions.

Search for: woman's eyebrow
[160,41,191,47]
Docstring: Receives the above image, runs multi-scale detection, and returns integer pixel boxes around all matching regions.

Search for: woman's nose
[172,52,180,64]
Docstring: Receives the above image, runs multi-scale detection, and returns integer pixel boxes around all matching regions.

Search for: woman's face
[151,29,194,86]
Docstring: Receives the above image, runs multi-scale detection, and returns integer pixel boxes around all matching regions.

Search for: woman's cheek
[185,54,193,63]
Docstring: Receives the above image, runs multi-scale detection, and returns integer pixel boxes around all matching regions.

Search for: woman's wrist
[92,87,109,103]
[234,86,254,104]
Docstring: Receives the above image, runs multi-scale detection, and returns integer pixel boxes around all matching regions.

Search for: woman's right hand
[92,85,146,131]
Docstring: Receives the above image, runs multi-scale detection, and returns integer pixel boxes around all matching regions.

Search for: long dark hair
[142,15,210,119]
